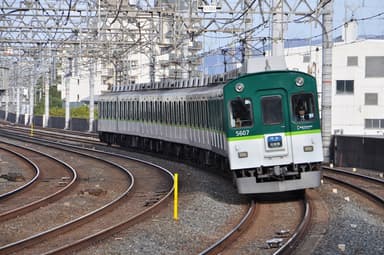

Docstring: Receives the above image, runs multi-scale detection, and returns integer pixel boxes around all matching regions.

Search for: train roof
[98,83,225,102]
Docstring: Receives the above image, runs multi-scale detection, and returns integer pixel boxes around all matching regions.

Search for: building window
[365,119,384,129]
[303,54,310,63]
[336,80,354,94]
[366,56,384,77]
[365,93,378,105]
[347,56,358,66]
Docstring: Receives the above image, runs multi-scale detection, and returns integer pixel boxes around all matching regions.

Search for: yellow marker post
[30,123,34,137]
[173,173,179,221]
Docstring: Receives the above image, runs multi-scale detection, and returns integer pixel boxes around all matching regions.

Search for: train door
[255,89,293,162]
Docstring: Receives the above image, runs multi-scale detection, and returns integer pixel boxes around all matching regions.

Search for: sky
[334,0,384,35]
[201,0,384,74]
[286,0,384,39]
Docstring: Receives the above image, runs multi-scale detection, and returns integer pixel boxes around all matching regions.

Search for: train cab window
[261,96,282,125]
[291,93,316,122]
[229,98,253,128]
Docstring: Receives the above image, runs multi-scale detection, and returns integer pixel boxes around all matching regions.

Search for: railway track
[323,166,384,206]
[1,124,331,254]
[199,193,312,255]
[0,145,39,199]
[0,142,76,221]
[307,166,384,254]
[0,123,100,146]
[0,130,174,254]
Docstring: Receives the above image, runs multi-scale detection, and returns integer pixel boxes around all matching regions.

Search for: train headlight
[235,83,244,92]
[303,145,314,152]
[295,77,304,87]
[238,151,248,158]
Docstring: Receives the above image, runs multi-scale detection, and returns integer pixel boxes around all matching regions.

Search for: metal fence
[332,135,384,172]
[0,110,97,132]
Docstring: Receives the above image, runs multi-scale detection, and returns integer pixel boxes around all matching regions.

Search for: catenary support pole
[321,0,334,163]
[64,57,72,130]
[89,61,95,132]
[43,72,49,128]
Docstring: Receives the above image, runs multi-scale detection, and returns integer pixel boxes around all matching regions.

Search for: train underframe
[233,162,322,194]
[99,131,229,173]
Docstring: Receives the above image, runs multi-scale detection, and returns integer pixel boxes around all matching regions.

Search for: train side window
[165,102,169,124]
[99,102,103,118]
[159,101,162,123]
[203,100,208,128]
[107,102,111,119]
[180,101,184,126]
[261,96,282,125]
[186,101,190,126]
[109,102,112,119]
[151,101,153,122]
[125,101,128,120]
[121,101,124,120]
[128,101,132,120]
[99,102,102,118]
[291,93,316,122]
[229,98,253,128]
[197,101,201,128]
[175,101,180,125]
[170,101,174,124]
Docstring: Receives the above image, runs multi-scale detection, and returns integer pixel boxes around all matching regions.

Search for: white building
[285,21,384,136]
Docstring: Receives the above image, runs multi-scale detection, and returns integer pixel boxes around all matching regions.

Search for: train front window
[261,96,283,125]
[229,98,253,128]
[291,93,316,122]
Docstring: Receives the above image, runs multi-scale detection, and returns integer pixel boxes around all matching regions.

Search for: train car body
[98,70,323,194]
[223,71,323,193]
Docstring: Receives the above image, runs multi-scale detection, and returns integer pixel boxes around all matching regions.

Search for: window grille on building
[365,119,384,129]
[347,56,358,66]
[303,54,310,63]
[336,80,354,94]
[366,56,384,77]
[365,93,378,105]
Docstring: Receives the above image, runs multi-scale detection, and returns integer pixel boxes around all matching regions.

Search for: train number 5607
[235,130,250,136]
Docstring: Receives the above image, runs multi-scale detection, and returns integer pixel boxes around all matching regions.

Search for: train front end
[223,71,323,194]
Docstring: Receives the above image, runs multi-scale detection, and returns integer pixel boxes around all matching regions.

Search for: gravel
[312,182,384,255]
[79,148,384,254]
[77,150,248,255]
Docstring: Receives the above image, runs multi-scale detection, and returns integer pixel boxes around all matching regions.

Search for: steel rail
[323,166,384,185]
[323,174,384,206]
[0,141,77,221]
[0,135,134,255]
[273,195,312,255]
[0,129,174,255]
[198,201,256,255]
[0,146,40,200]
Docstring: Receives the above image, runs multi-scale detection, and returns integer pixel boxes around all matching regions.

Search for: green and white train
[98,70,323,194]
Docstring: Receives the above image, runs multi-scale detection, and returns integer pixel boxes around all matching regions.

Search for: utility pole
[43,72,49,128]
[64,57,72,130]
[89,60,95,132]
[15,63,20,124]
[0,66,9,121]
[29,66,35,126]
[271,0,285,56]
[321,0,334,163]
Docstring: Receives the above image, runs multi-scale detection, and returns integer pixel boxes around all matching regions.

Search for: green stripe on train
[227,129,321,141]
